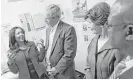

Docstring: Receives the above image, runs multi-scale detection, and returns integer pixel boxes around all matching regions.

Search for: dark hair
[9,26,27,50]
[85,2,110,26]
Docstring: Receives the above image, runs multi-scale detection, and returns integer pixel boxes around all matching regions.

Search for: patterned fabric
[110,56,133,79]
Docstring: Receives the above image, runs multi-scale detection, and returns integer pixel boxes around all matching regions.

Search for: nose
[45,18,50,23]
[91,28,94,31]
[108,27,113,32]
[91,26,95,31]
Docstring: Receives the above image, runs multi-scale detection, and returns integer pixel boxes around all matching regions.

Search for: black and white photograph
[1,0,133,79]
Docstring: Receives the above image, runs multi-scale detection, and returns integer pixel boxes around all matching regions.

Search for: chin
[128,47,133,56]
[111,43,116,48]
[20,39,25,42]
[93,32,97,34]
[110,39,117,48]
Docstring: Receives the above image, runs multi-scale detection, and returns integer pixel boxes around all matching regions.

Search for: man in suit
[108,0,133,78]
[43,4,77,79]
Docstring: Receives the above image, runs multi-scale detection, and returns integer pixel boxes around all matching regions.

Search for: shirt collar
[93,34,116,53]
[97,39,116,53]
[50,19,60,32]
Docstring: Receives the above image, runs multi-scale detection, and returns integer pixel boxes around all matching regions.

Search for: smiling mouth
[20,36,24,40]
[126,35,133,41]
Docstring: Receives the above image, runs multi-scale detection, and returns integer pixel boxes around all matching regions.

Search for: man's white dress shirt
[46,20,60,64]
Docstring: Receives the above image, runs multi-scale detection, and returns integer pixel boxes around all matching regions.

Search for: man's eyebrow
[123,25,127,29]
[107,23,112,26]
[123,23,133,29]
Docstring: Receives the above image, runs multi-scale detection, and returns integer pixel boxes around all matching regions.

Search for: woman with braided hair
[84,2,120,79]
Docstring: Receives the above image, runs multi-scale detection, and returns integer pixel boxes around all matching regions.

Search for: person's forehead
[45,10,55,17]
[46,11,59,19]
[108,2,123,26]
[45,5,60,17]
[108,0,133,26]
[15,28,22,33]
[108,15,123,26]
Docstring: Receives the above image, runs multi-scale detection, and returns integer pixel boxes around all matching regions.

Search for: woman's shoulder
[7,48,19,54]
[88,35,99,46]
[111,49,119,53]
[107,49,119,58]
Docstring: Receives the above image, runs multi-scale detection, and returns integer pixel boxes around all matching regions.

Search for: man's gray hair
[46,4,61,17]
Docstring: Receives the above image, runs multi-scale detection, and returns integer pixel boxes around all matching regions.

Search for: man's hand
[84,69,93,79]
[47,67,57,76]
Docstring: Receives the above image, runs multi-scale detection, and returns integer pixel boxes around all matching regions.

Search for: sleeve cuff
[7,59,15,66]
[54,66,60,74]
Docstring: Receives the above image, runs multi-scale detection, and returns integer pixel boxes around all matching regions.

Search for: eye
[125,25,133,41]
[108,24,112,28]
[17,32,20,35]
[52,17,56,19]
[107,25,112,29]
[129,27,133,35]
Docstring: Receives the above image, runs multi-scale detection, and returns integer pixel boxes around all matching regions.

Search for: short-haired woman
[84,2,120,79]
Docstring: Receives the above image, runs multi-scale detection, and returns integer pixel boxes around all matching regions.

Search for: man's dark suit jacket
[43,20,77,79]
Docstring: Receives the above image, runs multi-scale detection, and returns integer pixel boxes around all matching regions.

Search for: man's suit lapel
[50,21,63,57]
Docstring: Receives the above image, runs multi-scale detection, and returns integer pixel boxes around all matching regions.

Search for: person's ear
[125,24,133,41]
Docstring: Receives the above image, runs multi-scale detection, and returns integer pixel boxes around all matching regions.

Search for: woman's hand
[7,51,16,65]
[7,51,16,60]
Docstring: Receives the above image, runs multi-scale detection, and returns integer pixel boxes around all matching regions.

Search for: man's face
[108,16,133,56]
[108,0,133,56]
[108,22,127,49]
[108,3,128,50]
[45,12,60,27]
